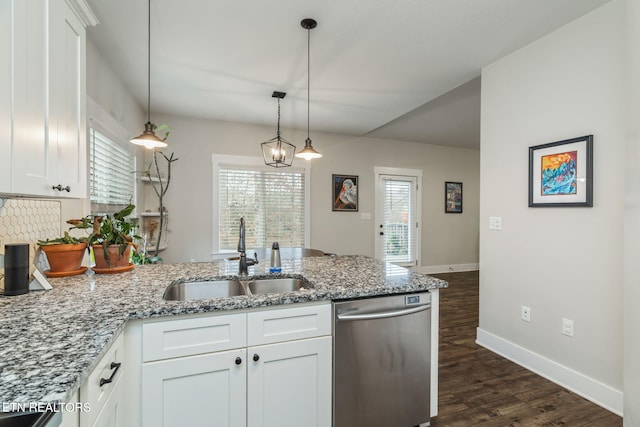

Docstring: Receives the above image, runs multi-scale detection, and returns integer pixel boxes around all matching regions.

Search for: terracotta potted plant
[88,204,139,273]
[37,217,94,277]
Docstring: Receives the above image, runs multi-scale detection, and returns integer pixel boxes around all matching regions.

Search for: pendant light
[130,0,167,149]
[295,18,322,160]
[261,91,296,167]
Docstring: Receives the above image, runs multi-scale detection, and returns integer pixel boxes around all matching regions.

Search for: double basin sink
[163,277,311,301]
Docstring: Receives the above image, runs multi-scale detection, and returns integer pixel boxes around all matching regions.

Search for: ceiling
[86,0,611,150]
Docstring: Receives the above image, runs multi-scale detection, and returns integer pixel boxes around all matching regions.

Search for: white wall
[624,0,640,423]
[479,0,624,414]
[86,38,145,137]
[146,113,480,268]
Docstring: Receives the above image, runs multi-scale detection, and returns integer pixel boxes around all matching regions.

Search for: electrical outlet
[521,305,531,322]
[562,318,574,337]
[489,217,502,230]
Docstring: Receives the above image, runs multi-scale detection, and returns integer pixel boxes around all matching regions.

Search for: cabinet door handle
[52,185,71,192]
[253,354,260,362]
[99,362,121,387]
[235,357,242,365]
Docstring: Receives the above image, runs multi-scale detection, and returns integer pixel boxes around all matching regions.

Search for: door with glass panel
[375,169,421,267]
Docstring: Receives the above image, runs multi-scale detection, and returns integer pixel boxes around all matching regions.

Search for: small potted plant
[37,218,93,277]
[87,204,140,272]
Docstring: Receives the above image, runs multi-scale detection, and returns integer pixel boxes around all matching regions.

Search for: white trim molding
[415,263,479,274]
[476,328,623,416]
[65,0,99,27]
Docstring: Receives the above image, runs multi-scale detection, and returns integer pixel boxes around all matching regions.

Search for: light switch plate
[360,212,372,220]
[562,318,574,337]
[489,216,502,230]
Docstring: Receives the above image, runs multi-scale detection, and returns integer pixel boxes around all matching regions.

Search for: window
[375,167,422,267]
[89,119,136,214]
[213,155,310,252]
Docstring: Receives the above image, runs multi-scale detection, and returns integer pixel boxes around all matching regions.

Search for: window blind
[89,126,135,214]
[382,177,416,265]
[218,166,306,250]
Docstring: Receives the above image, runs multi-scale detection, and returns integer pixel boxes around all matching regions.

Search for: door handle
[99,362,121,387]
[337,304,430,321]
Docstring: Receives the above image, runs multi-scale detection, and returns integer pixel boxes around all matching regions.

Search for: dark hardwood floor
[428,271,622,427]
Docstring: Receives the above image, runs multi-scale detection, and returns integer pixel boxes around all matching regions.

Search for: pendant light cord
[147,0,151,123]
[277,98,281,138]
[306,26,310,141]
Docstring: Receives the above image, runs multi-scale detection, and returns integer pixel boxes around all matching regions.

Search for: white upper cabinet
[0,1,12,193]
[52,2,88,198]
[2,0,95,198]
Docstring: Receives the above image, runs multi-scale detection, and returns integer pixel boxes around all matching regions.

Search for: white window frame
[211,154,311,255]
[87,97,137,215]
[374,166,422,267]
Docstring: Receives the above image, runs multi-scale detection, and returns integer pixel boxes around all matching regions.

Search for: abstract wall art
[528,135,593,207]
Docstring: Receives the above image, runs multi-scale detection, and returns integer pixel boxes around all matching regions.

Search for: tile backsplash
[0,198,62,286]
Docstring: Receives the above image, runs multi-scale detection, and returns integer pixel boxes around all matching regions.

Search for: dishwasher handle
[336,304,430,321]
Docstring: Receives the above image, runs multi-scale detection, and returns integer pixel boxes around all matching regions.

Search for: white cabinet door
[142,348,247,427]
[8,0,87,198]
[247,336,331,427]
[80,334,125,427]
[11,0,51,196]
[49,1,87,198]
[0,1,12,193]
[91,375,125,427]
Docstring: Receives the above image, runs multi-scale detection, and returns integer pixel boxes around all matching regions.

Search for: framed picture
[528,135,593,207]
[332,174,358,211]
[445,182,463,213]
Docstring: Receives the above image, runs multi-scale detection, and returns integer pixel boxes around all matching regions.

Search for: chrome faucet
[238,217,258,275]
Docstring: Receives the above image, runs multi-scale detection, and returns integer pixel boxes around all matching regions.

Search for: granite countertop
[0,255,447,409]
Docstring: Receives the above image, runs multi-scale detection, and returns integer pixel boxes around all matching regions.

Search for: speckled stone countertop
[0,255,447,408]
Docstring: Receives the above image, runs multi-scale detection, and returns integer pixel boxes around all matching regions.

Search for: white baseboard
[415,263,479,274]
[476,328,623,416]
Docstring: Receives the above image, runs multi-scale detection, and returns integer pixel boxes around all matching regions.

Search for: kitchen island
[0,255,447,424]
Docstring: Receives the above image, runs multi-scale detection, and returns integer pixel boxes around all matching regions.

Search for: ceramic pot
[40,243,87,272]
[92,244,131,270]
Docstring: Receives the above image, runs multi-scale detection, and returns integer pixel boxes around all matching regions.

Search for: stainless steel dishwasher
[333,292,431,427]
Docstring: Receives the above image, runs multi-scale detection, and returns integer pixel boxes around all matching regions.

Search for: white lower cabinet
[80,333,126,427]
[142,348,247,427]
[247,336,331,427]
[139,303,331,427]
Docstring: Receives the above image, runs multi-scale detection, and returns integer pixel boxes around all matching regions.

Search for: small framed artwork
[445,182,463,213]
[528,135,593,207]
[332,174,358,211]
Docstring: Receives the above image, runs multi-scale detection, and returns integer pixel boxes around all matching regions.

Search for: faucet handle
[246,252,259,266]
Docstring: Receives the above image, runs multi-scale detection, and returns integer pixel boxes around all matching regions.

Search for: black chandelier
[261,91,296,167]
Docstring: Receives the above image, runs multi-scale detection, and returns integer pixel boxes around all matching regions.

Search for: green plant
[88,204,140,266]
[37,231,86,246]
[37,217,93,246]
[131,251,162,265]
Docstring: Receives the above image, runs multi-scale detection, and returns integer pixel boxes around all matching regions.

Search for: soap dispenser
[269,242,281,273]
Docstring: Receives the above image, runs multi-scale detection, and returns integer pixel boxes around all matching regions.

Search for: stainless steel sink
[163,277,312,301]
[247,278,311,295]
[163,280,245,301]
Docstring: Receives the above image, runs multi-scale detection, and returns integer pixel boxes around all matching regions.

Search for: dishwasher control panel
[406,295,421,305]
[405,292,430,306]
